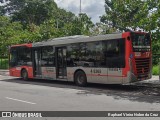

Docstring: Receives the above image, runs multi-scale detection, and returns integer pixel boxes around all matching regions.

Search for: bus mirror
[127,36,130,41]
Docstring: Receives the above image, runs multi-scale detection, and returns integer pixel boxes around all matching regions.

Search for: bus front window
[10,48,18,67]
[131,33,151,52]
[10,47,32,67]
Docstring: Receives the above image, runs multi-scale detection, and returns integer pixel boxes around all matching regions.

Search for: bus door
[33,48,42,77]
[56,47,67,79]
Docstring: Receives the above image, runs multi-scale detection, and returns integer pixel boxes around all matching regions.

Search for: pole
[159,58,160,81]
[56,20,58,29]
[80,0,81,14]
[79,0,82,34]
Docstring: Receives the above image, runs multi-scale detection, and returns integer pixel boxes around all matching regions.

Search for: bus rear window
[131,33,151,52]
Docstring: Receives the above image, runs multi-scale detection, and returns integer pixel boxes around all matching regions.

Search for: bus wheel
[75,71,87,86]
[21,69,28,80]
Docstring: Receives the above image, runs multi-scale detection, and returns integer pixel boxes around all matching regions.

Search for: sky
[54,0,106,23]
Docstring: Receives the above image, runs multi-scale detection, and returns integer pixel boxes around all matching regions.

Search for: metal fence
[0,54,9,69]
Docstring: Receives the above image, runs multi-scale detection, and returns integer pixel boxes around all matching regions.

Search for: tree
[0,0,58,26]
[13,0,55,26]
[101,0,150,32]
[0,16,22,54]
[0,16,43,54]
[39,19,58,40]
[0,6,3,15]
[0,0,95,54]
[90,22,114,35]
[79,13,94,35]
[148,1,160,64]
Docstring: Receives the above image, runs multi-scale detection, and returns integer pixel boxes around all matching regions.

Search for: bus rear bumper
[123,72,152,84]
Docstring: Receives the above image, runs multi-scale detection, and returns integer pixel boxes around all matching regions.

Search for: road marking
[5,97,36,105]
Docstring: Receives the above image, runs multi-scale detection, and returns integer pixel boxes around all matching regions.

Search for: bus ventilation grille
[135,58,150,79]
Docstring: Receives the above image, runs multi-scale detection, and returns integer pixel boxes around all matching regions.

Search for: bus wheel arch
[21,68,28,80]
[74,70,87,86]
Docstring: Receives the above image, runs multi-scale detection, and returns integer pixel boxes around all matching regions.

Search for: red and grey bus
[9,31,152,86]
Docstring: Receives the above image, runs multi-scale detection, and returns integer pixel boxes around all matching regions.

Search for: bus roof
[32,33,122,47]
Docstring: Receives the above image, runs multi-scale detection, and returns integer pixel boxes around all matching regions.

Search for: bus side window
[17,47,32,66]
[10,48,18,67]
[85,42,102,67]
[67,44,79,67]
[103,39,125,68]
[41,46,55,67]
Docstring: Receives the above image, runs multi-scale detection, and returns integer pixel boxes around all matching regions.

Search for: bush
[152,65,159,75]
[0,58,9,69]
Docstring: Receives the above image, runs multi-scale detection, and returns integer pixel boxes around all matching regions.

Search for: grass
[152,65,159,75]
[0,58,9,69]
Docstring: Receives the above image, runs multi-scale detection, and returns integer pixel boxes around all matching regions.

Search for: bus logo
[2,112,11,117]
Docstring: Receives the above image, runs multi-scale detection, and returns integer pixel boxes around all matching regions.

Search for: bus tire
[75,71,87,86]
[21,69,28,81]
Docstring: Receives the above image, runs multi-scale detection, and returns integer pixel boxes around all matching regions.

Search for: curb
[0,69,9,76]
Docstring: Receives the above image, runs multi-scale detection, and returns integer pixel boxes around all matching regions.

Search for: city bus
[9,31,152,86]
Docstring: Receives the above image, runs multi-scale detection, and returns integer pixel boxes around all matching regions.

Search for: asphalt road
[0,75,160,120]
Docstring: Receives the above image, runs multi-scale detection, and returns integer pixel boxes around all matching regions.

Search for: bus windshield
[131,33,151,52]
[10,46,32,67]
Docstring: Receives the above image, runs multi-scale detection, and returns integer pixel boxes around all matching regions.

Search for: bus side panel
[107,68,123,84]
[10,66,34,78]
[67,67,124,84]
[88,68,108,84]
[41,67,56,80]
[10,67,21,77]
[122,32,133,84]
[67,67,75,81]
[67,67,92,82]
[67,67,109,84]
[26,66,34,78]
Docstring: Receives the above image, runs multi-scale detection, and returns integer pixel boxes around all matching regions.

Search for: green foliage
[152,31,160,47]
[9,0,57,26]
[0,0,94,55]
[0,16,43,54]
[79,13,94,35]
[0,16,22,53]
[152,65,159,75]
[0,6,3,16]
[2,0,93,37]
[0,58,8,69]
[101,0,150,32]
